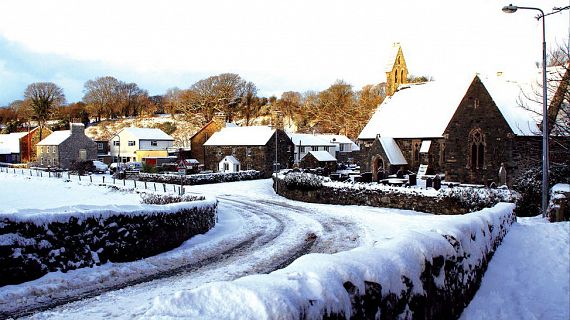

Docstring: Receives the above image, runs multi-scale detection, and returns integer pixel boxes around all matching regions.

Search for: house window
[223,162,229,171]
[312,146,319,151]
[97,142,104,150]
[246,147,252,156]
[469,128,485,169]
[151,140,158,146]
[113,141,120,146]
[40,157,44,165]
[128,141,135,146]
[247,164,252,170]
[53,146,56,153]
[79,149,87,161]
[474,99,480,109]
[46,146,50,153]
[232,147,236,155]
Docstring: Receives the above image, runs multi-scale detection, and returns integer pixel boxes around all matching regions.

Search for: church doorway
[372,155,385,181]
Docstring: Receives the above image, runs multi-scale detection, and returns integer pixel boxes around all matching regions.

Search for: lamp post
[502,4,548,217]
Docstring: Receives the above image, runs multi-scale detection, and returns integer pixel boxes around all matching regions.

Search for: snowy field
[0,171,568,319]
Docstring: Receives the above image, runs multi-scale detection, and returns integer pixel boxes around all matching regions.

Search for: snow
[419,140,431,153]
[204,126,276,146]
[358,77,472,139]
[36,130,71,146]
[288,133,336,147]
[461,216,570,320]
[304,151,336,162]
[378,137,407,165]
[551,183,570,194]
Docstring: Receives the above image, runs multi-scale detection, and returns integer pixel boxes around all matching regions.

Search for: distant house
[0,127,52,164]
[288,133,336,164]
[358,69,569,185]
[110,127,174,163]
[36,123,97,169]
[190,113,235,165]
[0,132,27,163]
[203,126,294,178]
[289,133,359,164]
[300,151,337,172]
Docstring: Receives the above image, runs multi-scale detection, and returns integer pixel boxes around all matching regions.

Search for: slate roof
[120,127,174,140]
[304,151,337,162]
[37,130,71,146]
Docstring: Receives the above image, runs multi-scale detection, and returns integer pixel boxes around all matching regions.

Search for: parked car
[90,160,109,173]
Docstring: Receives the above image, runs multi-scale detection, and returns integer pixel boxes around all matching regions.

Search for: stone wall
[0,200,217,286]
[274,176,514,215]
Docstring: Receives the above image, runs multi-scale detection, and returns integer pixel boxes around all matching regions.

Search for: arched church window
[401,70,405,83]
[394,70,398,83]
[468,128,485,169]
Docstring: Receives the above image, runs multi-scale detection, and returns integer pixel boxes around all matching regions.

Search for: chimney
[70,123,85,136]
[213,112,227,126]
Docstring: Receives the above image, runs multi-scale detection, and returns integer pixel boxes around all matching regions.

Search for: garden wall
[134,170,263,185]
[274,173,517,215]
[145,203,517,319]
[0,199,217,286]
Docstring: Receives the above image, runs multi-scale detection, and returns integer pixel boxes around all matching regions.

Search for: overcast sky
[0,0,568,106]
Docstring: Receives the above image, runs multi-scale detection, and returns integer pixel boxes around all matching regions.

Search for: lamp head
[502,4,518,13]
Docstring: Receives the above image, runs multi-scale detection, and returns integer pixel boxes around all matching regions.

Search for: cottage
[36,123,97,169]
[300,150,337,172]
[110,127,174,163]
[288,133,336,164]
[203,126,294,178]
[358,69,569,185]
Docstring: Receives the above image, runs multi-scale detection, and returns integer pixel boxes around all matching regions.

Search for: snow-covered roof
[304,151,337,162]
[221,155,240,164]
[119,127,174,141]
[0,132,27,154]
[288,133,335,147]
[358,77,472,139]
[419,140,431,153]
[37,130,71,146]
[204,126,276,146]
[378,137,407,165]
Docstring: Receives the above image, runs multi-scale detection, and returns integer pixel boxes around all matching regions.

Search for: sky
[0,0,568,106]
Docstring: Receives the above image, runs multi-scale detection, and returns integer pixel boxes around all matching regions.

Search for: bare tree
[239,82,259,126]
[24,82,65,140]
[83,76,121,121]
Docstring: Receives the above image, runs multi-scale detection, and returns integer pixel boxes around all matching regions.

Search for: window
[79,149,87,161]
[113,141,120,146]
[312,146,319,151]
[53,146,56,153]
[128,141,135,146]
[394,70,398,83]
[223,162,229,171]
[246,147,252,156]
[469,128,485,169]
[97,142,104,150]
[46,146,50,153]
[151,140,158,147]
[413,141,420,164]
[474,99,480,109]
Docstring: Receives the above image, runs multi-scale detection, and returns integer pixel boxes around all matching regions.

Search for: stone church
[358,45,569,185]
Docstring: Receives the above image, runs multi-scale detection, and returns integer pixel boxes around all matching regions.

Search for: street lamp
[502,4,548,217]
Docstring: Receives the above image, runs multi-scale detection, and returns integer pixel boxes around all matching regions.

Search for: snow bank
[145,203,516,319]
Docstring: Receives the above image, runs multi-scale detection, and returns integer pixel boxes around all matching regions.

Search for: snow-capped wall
[275,172,518,215]
[144,203,516,319]
[135,170,263,185]
[0,198,217,286]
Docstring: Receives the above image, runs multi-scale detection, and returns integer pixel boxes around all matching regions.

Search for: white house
[219,155,240,173]
[110,127,174,163]
[288,133,359,163]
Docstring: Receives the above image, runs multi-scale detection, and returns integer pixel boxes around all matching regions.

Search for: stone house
[36,123,97,169]
[288,133,359,164]
[203,126,294,178]
[110,127,174,163]
[300,151,337,172]
[358,69,569,185]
